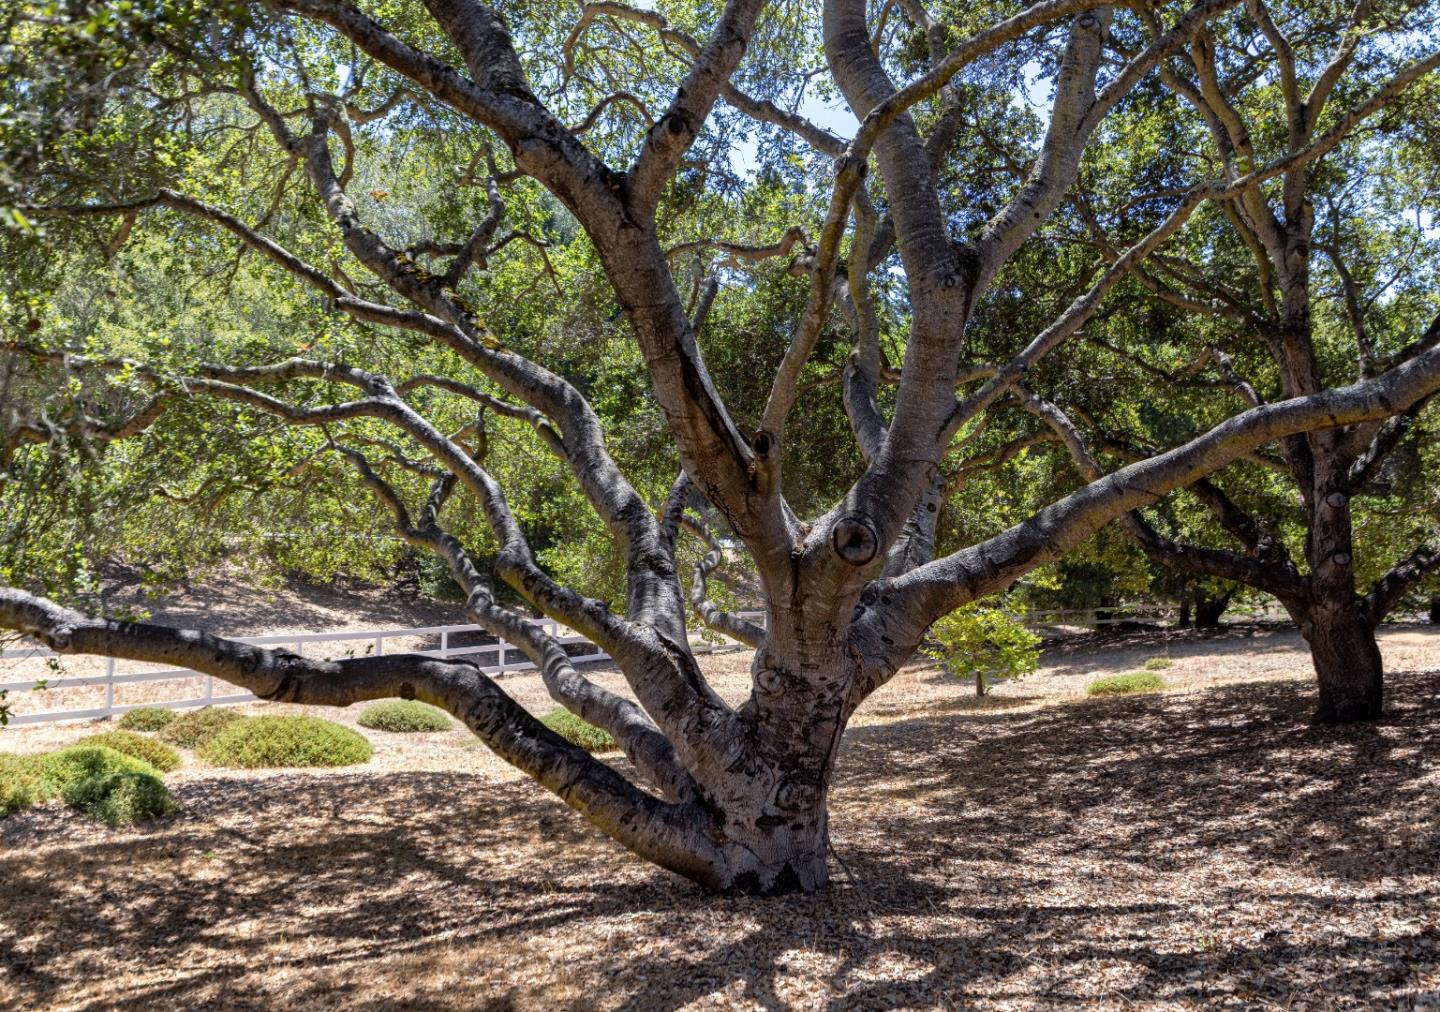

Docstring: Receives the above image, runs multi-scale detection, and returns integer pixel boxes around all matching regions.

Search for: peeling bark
[3,0,1438,892]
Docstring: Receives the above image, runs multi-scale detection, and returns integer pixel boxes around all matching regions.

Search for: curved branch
[0,585,723,885]
[1012,385,1309,600]
[336,446,698,802]
[4,343,743,788]
[1366,541,1440,626]
[874,340,1440,659]
[678,513,765,649]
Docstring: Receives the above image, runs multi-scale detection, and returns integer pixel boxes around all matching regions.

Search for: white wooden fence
[0,612,766,727]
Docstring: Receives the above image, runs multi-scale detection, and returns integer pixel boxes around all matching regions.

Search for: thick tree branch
[1366,541,1440,626]
[869,340,1440,666]
[0,586,723,885]
[336,446,698,802]
[1012,385,1308,600]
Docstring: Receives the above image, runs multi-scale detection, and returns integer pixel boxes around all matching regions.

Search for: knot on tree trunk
[831,516,878,566]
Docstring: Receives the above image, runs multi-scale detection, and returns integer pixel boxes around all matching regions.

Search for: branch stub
[831,516,878,566]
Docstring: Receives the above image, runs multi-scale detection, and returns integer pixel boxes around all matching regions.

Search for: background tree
[1016,0,1440,719]
[2,0,1439,894]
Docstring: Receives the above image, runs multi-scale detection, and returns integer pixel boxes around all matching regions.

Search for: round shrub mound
[118,707,178,732]
[4,747,176,825]
[160,707,244,748]
[62,770,176,826]
[540,707,618,753]
[358,700,451,733]
[1086,671,1166,696]
[0,753,48,817]
[76,731,182,773]
[1143,657,1174,671]
[199,716,373,768]
[41,745,160,794]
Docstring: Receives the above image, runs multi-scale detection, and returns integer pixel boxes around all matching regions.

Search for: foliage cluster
[0,744,175,824]
[75,729,182,772]
[198,715,373,768]
[159,707,243,748]
[0,752,47,815]
[357,700,451,733]
[118,707,178,731]
[62,768,177,826]
[540,708,619,753]
[1087,672,1166,696]
[923,603,1041,692]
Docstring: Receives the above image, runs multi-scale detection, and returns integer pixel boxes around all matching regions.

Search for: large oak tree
[2,0,1438,893]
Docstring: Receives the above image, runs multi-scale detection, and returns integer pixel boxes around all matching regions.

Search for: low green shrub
[62,770,176,826]
[75,731,182,773]
[540,707,618,753]
[0,753,49,816]
[358,700,451,733]
[1087,672,1166,696]
[1143,657,1173,671]
[118,707,178,731]
[199,716,373,768]
[160,707,244,748]
[3,746,176,824]
[41,745,160,794]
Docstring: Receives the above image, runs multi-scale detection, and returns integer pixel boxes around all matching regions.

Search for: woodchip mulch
[2,631,1440,1010]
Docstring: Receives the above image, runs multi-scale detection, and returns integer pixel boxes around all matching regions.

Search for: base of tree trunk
[1430,596,1440,625]
[1308,607,1385,723]
[1193,594,1230,629]
[720,828,830,895]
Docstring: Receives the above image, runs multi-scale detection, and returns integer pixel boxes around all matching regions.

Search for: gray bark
[3,0,1438,893]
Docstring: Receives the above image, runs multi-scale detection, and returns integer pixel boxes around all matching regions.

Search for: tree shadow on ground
[2,671,1438,1009]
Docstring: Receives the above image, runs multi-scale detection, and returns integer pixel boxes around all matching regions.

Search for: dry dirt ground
[2,605,1439,1009]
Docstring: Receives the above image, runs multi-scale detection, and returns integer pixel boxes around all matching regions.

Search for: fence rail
[0,612,766,727]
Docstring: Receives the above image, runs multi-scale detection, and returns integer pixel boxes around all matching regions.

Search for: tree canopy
[2,0,1438,893]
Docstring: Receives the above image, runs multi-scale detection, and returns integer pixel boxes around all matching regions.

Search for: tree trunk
[1193,593,1230,628]
[712,802,831,895]
[1176,600,1192,628]
[1094,596,1117,627]
[694,638,857,894]
[1430,595,1440,625]
[1306,602,1384,723]
[704,745,835,894]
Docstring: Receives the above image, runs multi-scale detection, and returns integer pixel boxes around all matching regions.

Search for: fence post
[374,635,384,657]
[497,638,508,674]
[104,656,115,718]
[440,629,449,659]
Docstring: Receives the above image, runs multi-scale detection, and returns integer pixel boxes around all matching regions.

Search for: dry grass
[2,625,1439,1009]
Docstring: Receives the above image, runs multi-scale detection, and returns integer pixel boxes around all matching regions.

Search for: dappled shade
[3,669,1437,1007]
